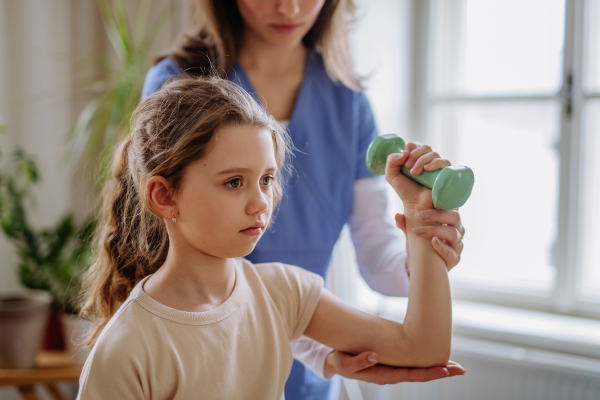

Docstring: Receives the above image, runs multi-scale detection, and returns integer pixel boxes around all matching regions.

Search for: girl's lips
[270,24,301,34]
[240,227,262,236]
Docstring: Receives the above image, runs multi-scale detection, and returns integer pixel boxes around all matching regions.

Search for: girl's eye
[225,178,242,189]
[261,176,274,186]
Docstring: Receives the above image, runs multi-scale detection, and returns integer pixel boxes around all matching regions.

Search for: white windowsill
[376,297,600,360]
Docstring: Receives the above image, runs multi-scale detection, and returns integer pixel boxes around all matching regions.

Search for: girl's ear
[146,176,177,219]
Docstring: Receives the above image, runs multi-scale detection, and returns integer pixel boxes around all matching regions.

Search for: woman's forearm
[400,206,452,367]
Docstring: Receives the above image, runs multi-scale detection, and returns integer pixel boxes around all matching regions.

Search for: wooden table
[0,351,82,400]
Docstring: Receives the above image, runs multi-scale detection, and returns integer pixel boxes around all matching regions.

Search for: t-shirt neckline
[131,261,247,326]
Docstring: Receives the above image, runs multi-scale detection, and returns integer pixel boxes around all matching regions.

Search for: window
[418,0,600,317]
[333,0,599,320]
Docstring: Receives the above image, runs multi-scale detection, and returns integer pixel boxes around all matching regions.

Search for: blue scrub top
[142,50,379,400]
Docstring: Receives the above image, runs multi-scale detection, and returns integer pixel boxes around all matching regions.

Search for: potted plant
[0,147,95,366]
[0,2,174,368]
[68,0,175,187]
[58,0,173,361]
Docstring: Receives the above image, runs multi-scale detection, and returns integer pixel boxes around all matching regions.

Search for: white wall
[0,0,99,292]
[351,0,413,138]
[0,0,193,293]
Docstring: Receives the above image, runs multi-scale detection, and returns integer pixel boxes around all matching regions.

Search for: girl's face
[237,0,326,48]
[174,125,277,259]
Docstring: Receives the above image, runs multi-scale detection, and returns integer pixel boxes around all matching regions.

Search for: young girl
[76,76,452,399]
[144,2,465,395]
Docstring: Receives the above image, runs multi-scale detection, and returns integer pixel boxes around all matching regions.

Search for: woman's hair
[157,0,360,90]
[79,76,293,347]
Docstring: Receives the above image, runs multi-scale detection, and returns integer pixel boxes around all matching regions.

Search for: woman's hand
[386,142,465,271]
[324,350,466,384]
[395,210,464,272]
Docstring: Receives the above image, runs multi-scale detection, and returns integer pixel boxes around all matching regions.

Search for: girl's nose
[276,0,300,18]
[246,186,269,216]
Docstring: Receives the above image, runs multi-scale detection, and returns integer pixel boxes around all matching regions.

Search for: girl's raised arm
[303,153,452,368]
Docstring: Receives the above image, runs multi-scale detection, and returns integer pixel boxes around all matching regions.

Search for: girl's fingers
[416,209,464,236]
[385,152,410,176]
[403,143,431,169]
[412,225,463,245]
[423,157,452,172]
[385,152,411,188]
[409,152,445,176]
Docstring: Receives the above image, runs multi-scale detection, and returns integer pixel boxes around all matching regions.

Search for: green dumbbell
[366,134,474,210]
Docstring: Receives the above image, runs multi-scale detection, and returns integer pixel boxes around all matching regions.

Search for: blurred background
[0,0,599,399]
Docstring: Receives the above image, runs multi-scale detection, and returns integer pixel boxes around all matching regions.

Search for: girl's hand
[385,142,464,271]
[384,143,452,210]
[395,211,465,272]
[324,350,466,384]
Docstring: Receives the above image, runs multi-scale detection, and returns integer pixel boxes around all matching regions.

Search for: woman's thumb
[350,352,379,373]
[395,213,407,233]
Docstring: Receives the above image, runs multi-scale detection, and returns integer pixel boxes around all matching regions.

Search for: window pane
[584,0,600,92]
[430,101,560,291]
[579,100,600,300]
[430,0,565,95]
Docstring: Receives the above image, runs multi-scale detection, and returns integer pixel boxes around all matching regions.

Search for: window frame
[411,0,600,319]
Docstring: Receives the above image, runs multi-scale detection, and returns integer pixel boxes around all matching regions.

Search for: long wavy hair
[78,76,293,347]
[157,0,360,90]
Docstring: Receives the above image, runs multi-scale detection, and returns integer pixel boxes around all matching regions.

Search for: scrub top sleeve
[141,57,181,100]
[355,91,379,181]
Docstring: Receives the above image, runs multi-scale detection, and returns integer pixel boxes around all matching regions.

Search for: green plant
[68,0,175,190]
[0,148,95,314]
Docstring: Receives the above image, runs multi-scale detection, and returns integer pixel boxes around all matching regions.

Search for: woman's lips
[270,24,301,34]
[241,227,262,236]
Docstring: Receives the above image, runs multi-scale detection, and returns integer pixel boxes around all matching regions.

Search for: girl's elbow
[416,345,451,368]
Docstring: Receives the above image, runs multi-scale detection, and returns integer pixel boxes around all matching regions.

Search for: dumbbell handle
[366,134,474,210]
[398,165,441,190]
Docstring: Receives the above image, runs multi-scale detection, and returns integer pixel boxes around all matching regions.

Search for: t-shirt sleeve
[77,310,150,399]
[355,91,380,180]
[141,57,181,100]
[266,264,324,340]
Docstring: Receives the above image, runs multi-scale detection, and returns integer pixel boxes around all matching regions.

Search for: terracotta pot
[0,290,52,369]
[60,313,92,365]
[42,310,65,350]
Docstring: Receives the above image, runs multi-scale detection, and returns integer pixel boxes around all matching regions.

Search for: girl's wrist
[403,206,431,228]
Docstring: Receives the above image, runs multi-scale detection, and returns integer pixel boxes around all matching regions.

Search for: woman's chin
[260,32,304,49]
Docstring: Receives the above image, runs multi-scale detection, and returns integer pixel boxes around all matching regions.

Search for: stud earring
[171,217,177,223]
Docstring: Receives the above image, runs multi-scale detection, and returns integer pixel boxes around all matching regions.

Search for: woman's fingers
[416,209,465,237]
[445,361,467,375]
[332,350,466,384]
[334,351,379,376]
[395,213,407,234]
[412,224,463,245]
[431,236,463,272]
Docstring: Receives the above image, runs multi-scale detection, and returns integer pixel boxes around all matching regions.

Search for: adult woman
[142,1,466,399]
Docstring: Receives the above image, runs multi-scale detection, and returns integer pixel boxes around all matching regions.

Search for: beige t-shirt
[77,259,324,400]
